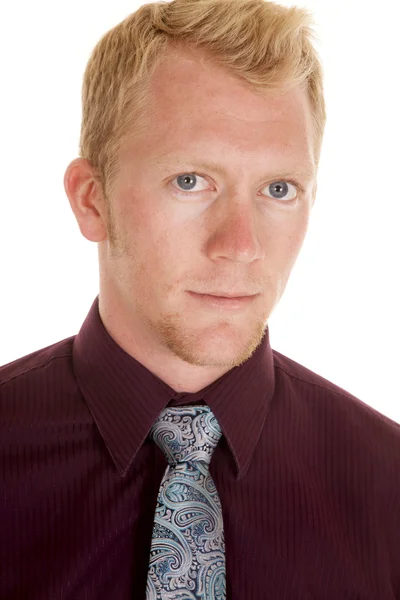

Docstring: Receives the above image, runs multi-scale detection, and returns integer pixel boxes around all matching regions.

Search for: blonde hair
[80,0,327,201]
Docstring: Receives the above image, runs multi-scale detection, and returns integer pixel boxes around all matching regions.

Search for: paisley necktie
[145,405,226,600]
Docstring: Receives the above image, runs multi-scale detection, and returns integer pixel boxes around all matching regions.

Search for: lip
[187,291,258,310]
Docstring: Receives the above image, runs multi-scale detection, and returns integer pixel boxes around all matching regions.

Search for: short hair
[79,0,327,201]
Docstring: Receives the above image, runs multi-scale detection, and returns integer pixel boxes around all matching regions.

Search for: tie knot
[150,405,222,466]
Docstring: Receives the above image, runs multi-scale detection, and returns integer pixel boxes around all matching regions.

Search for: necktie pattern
[146,405,226,600]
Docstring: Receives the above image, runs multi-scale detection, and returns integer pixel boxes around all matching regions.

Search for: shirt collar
[73,295,275,480]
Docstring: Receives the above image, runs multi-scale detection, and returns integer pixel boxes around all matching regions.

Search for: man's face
[97,50,316,375]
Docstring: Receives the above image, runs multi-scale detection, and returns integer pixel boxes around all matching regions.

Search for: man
[1,0,400,598]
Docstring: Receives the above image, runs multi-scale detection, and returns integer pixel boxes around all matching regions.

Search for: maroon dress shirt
[1,295,400,599]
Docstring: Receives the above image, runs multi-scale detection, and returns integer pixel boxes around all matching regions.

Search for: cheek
[275,208,309,247]
[145,231,199,299]
[280,222,309,274]
[290,217,309,252]
[128,224,182,280]
[263,216,308,276]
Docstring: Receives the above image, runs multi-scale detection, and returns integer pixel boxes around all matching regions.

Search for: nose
[205,201,265,264]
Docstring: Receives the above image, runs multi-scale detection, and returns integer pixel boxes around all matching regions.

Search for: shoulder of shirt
[272,347,400,451]
[0,336,75,389]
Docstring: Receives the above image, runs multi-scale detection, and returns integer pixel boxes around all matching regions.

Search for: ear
[64,158,108,242]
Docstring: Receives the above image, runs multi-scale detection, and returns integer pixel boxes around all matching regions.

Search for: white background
[0,1,399,422]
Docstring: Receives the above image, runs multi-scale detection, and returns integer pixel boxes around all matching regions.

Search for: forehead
[123,52,315,172]
[146,50,312,126]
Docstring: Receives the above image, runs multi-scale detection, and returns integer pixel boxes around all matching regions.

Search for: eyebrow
[155,155,316,182]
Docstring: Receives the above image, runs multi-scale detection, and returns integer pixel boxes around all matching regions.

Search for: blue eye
[266,181,297,201]
[171,172,300,201]
[174,173,207,193]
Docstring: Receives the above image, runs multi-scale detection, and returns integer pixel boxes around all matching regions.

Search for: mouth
[187,291,258,310]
